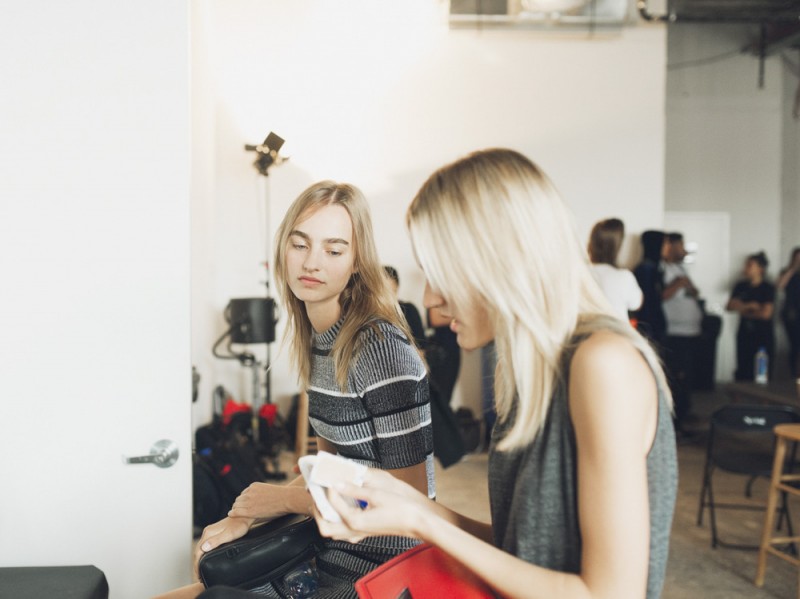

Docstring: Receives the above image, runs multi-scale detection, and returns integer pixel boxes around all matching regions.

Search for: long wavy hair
[274,181,410,390]
[407,149,670,451]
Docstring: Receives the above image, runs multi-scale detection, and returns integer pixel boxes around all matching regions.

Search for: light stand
[210,132,287,480]
[246,131,287,478]
[244,132,286,413]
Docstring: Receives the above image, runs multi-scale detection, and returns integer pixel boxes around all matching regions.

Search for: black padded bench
[0,565,108,599]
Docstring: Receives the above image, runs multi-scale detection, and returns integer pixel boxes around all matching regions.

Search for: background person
[315,149,677,599]
[777,247,800,378]
[385,265,466,467]
[726,251,776,381]
[383,265,426,347]
[633,230,668,348]
[425,304,461,407]
[587,217,643,322]
[660,232,703,436]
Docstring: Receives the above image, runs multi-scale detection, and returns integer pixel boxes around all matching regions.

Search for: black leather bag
[198,514,323,590]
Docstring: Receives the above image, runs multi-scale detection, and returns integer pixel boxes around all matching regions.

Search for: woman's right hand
[228,481,299,520]
[313,468,434,543]
[193,516,254,578]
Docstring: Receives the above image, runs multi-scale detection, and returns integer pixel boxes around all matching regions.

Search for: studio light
[245,132,286,176]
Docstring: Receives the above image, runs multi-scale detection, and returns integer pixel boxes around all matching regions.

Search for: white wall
[665,24,783,274]
[665,23,799,380]
[191,1,668,424]
[781,56,800,271]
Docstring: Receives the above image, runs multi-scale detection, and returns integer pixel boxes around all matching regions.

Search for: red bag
[222,398,251,427]
[355,543,495,598]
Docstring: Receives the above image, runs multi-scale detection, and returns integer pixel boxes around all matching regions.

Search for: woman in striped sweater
[160,181,434,599]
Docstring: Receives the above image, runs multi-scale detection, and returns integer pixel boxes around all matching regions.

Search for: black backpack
[192,386,279,535]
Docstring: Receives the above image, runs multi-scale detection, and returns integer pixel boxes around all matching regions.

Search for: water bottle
[755,347,769,385]
[282,559,319,598]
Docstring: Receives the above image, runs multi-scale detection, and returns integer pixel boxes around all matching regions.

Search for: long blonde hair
[407,149,669,451]
[274,181,411,390]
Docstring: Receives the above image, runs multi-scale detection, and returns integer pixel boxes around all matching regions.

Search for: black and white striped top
[309,317,435,497]
[302,317,435,597]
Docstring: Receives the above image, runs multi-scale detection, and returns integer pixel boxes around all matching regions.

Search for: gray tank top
[488,333,678,599]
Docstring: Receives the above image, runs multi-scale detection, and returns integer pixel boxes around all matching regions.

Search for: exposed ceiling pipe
[637,0,800,24]
[638,0,800,89]
[758,23,767,88]
[637,0,669,22]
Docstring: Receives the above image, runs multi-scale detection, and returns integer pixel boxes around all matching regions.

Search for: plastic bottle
[282,560,319,599]
[755,347,769,385]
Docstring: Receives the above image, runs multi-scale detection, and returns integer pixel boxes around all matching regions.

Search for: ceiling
[639,0,800,54]
[658,0,800,23]
[448,1,800,51]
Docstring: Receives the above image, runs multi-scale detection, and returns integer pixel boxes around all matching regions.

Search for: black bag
[193,387,269,533]
[455,407,482,453]
[198,514,323,590]
[429,385,465,468]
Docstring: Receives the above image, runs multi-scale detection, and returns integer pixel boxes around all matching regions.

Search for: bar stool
[755,423,800,589]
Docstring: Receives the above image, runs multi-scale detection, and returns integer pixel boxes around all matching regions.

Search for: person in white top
[661,232,704,436]
[587,218,643,322]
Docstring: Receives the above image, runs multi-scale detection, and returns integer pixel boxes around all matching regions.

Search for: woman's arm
[727,298,774,320]
[197,447,321,565]
[567,331,657,599]
[727,285,746,313]
[386,462,493,542]
[662,276,690,300]
[626,271,643,312]
[726,297,742,312]
[745,301,774,320]
[778,256,800,290]
[194,474,313,571]
[777,268,795,291]
[319,331,659,599]
[227,474,312,520]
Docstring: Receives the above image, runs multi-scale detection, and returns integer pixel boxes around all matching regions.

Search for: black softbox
[225,298,275,344]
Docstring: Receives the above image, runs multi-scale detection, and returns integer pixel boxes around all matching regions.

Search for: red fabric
[355,543,494,599]
[222,399,251,426]
[259,403,278,426]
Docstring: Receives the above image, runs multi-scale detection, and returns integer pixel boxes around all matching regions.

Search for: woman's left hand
[312,468,432,543]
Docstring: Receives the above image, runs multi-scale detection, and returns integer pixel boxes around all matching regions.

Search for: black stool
[0,565,108,599]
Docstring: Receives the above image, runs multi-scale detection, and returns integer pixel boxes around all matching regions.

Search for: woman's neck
[305,298,342,334]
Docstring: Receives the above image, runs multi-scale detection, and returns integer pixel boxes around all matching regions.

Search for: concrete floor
[433,390,798,598]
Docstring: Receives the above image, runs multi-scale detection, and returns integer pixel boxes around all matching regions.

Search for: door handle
[123,439,179,468]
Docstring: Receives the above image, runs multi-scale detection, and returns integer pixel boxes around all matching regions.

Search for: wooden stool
[755,423,800,589]
[294,390,318,457]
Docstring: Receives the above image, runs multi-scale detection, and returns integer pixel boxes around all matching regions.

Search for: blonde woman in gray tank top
[315,149,678,599]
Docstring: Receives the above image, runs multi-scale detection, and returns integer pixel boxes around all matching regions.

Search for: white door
[0,3,193,597]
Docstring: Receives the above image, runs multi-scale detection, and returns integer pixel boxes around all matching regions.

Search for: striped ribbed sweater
[306,317,435,598]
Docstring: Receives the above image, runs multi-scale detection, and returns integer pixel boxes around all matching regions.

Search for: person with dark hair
[633,230,667,346]
[383,265,426,347]
[425,305,461,407]
[587,218,642,322]
[385,265,467,468]
[727,251,776,381]
[777,247,800,378]
[661,232,703,433]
